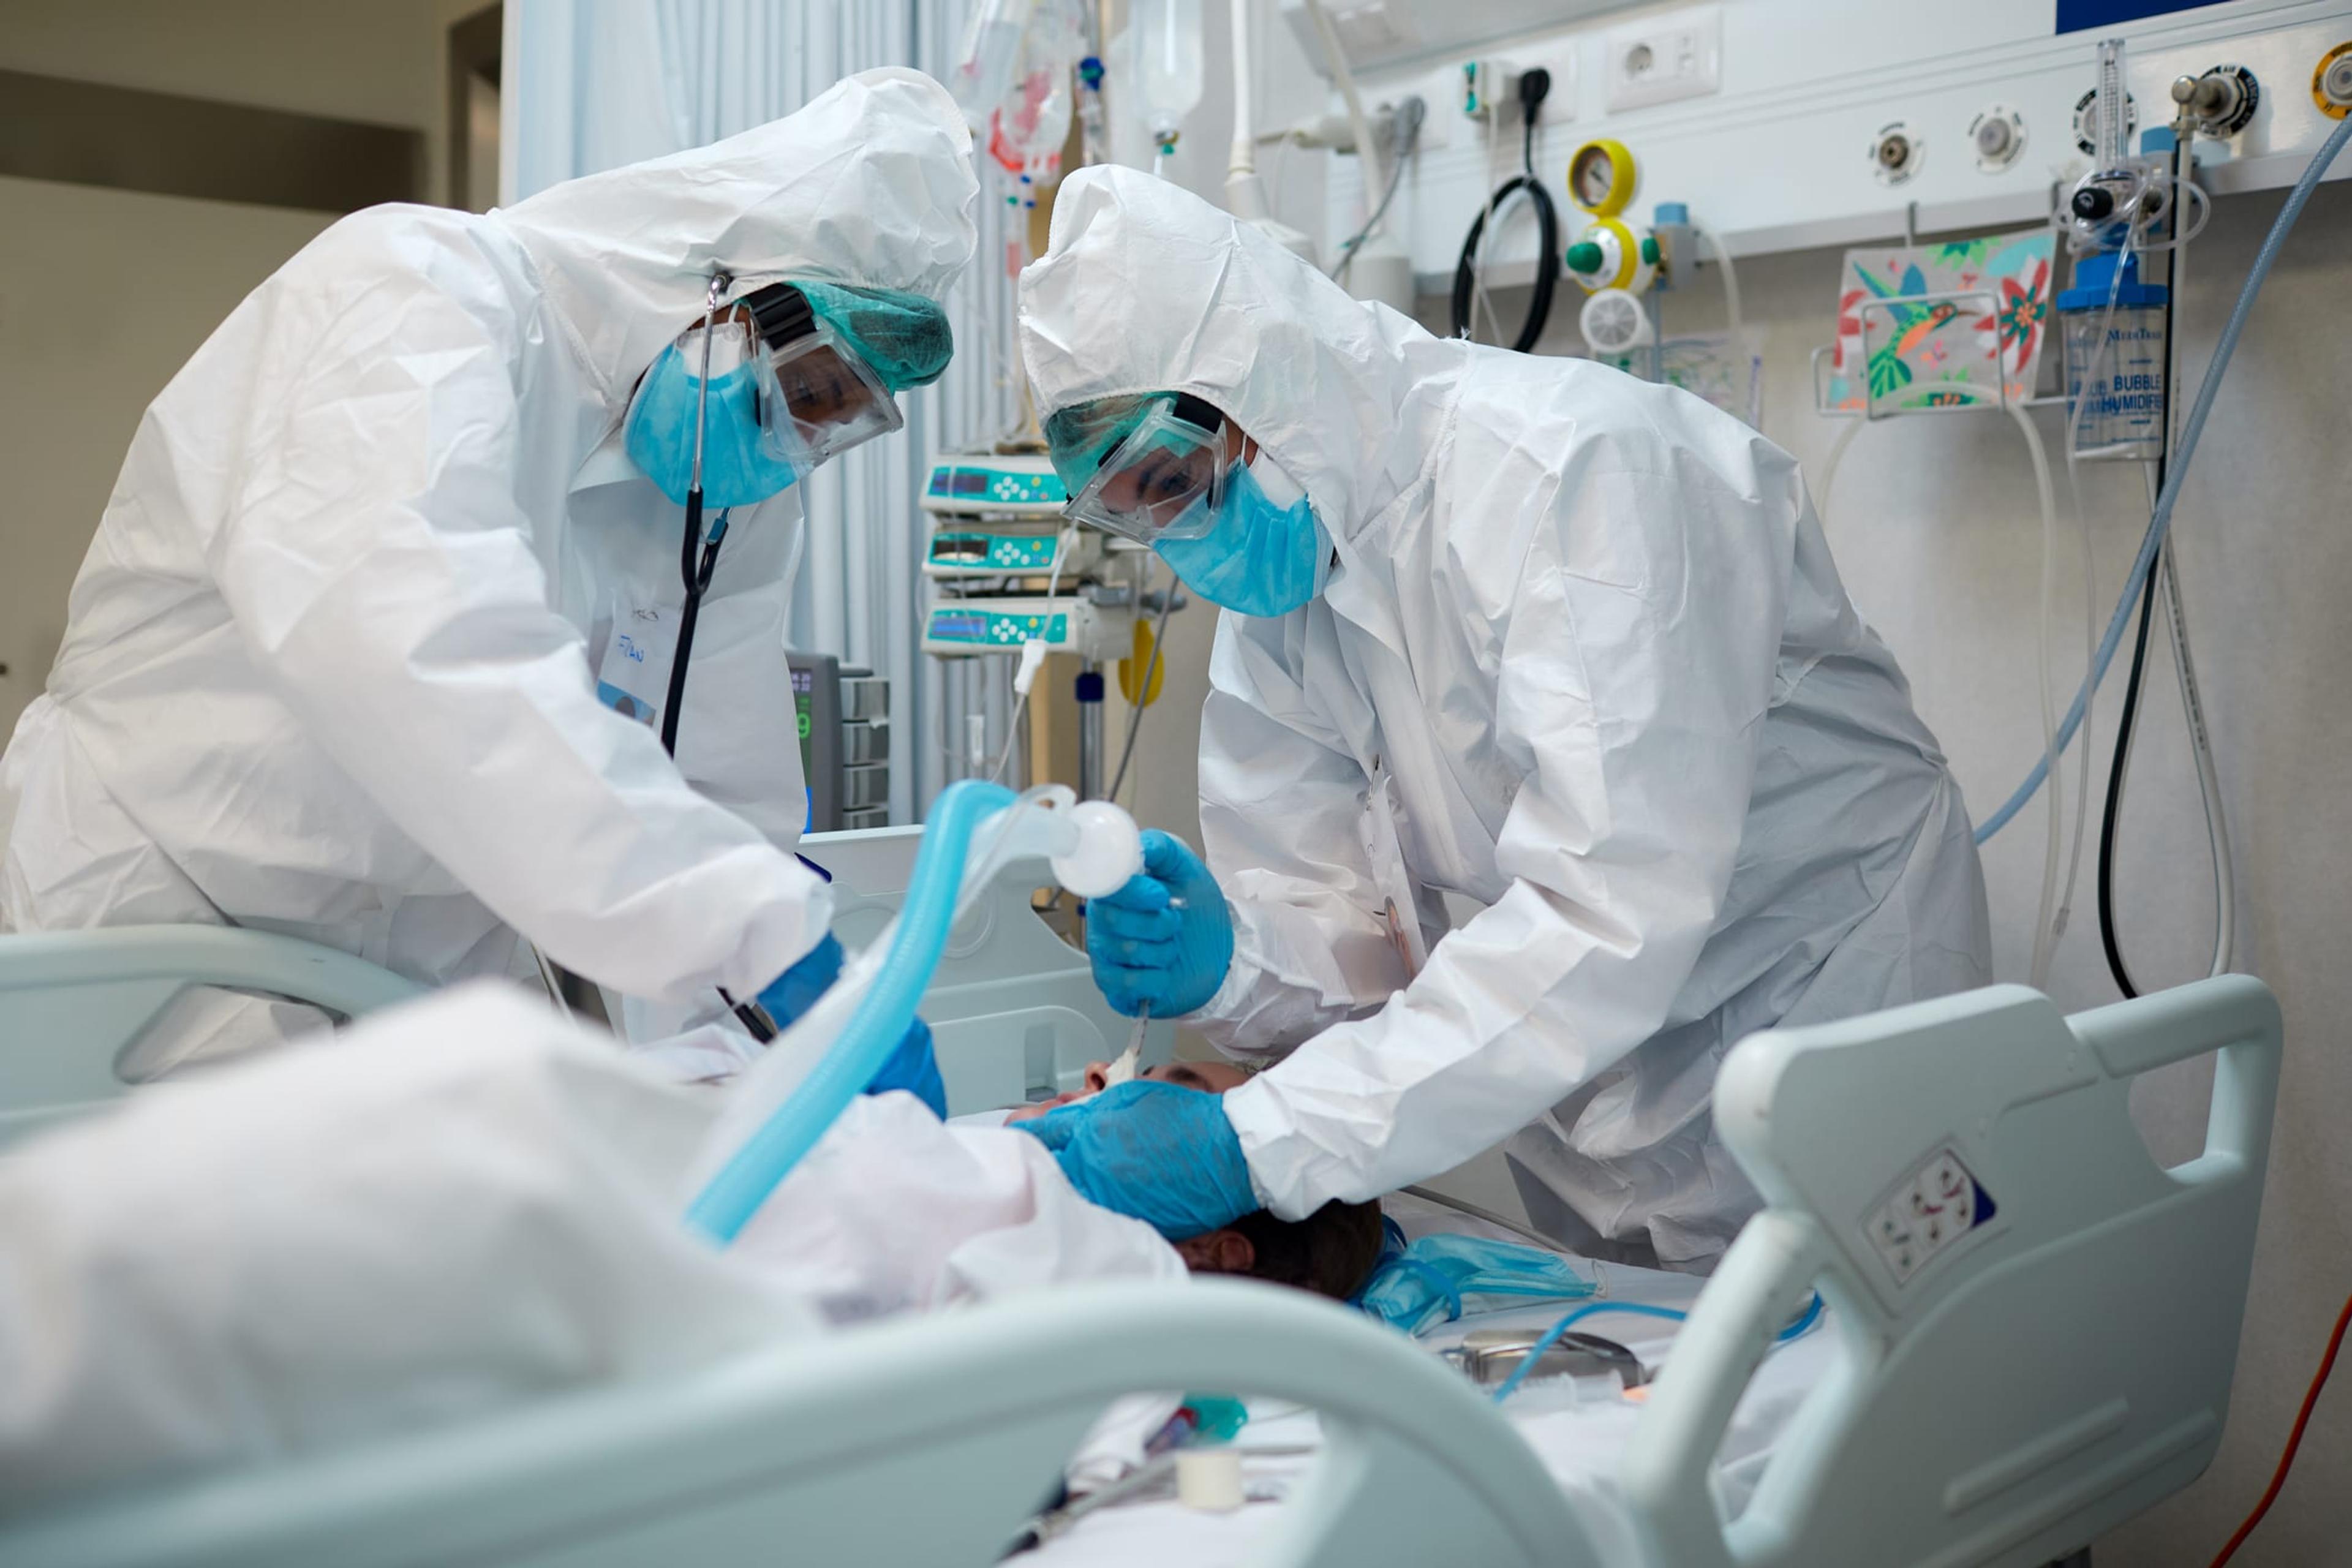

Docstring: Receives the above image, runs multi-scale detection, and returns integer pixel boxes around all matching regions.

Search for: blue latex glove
[756,933,945,1118]
[1085,830,1234,1018]
[756,933,845,1028]
[1014,1079,1257,1239]
[863,1016,946,1118]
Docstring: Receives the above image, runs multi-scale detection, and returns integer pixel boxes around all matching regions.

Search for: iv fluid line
[2013,402,2064,990]
[1975,110,2352,846]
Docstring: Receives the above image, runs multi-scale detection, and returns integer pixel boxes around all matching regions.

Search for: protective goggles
[1060,395,1233,545]
[643,283,904,474]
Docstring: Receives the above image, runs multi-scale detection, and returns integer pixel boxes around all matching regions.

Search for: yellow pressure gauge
[1567,138,1638,216]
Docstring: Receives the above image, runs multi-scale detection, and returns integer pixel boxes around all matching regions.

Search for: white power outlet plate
[1604,4,1722,114]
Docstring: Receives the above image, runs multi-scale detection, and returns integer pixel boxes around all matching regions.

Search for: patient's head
[1009,1058,1384,1302]
[1004,1057,1253,1119]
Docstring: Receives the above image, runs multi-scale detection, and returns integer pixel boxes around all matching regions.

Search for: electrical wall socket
[1453,43,1577,131]
[1604,4,1722,114]
[1458,58,1521,118]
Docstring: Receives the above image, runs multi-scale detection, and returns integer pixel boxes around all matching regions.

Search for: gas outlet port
[2315,42,2352,119]
[1968,104,2026,171]
[1869,119,1923,185]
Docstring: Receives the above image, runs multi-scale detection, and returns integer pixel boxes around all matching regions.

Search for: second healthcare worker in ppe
[1017,167,1991,1272]
[0,70,973,1069]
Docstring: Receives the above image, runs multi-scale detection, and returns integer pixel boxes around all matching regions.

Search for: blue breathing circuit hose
[1490,1294,1826,1408]
[686,778,1017,1243]
[1975,112,2352,845]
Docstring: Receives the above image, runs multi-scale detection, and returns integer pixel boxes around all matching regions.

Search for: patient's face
[1004,1059,1265,1278]
[1001,1058,1250,1124]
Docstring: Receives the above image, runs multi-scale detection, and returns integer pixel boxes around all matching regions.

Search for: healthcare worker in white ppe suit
[1017,167,1991,1272]
[0,69,973,1078]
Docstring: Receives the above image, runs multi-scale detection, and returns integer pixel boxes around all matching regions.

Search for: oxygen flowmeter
[1562,138,1656,296]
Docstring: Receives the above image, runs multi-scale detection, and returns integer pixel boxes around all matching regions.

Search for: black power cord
[2094,135,2190,1001]
[1449,68,1559,352]
[2096,565,2160,998]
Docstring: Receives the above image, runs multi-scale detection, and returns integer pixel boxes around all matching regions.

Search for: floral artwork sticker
[1825,228,2054,414]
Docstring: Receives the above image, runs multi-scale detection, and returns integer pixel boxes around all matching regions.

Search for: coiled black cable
[2095,135,2190,1001]
[2097,563,2160,998]
[1449,69,1558,353]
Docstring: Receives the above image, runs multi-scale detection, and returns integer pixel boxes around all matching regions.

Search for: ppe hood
[1019,165,1457,545]
[496,67,977,405]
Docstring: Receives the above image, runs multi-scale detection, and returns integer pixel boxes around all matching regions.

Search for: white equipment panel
[1305,1,2352,288]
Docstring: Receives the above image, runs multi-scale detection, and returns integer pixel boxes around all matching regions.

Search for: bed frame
[0,918,2280,1568]
[1626,976,2280,1568]
[0,924,423,1148]
[0,826,1167,1152]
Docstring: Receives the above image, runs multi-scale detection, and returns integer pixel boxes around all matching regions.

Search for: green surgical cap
[1041,387,1272,497]
[793,280,954,393]
[1042,394,1169,497]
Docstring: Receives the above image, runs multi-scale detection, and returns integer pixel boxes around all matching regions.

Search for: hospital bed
[0,886,2280,1564]
[0,923,424,1148]
[0,826,1166,1153]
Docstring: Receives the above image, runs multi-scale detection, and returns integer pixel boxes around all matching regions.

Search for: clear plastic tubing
[1975,110,2352,844]
[687,778,1018,1243]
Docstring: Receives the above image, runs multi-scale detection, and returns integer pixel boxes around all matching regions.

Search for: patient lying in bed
[993,1059,1384,1302]
[0,985,1374,1512]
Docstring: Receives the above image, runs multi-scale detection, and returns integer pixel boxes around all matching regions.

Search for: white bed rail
[1622,975,2282,1568]
[0,925,422,1147]
[0,828,1157,1144]
[0,1278,1596,1568]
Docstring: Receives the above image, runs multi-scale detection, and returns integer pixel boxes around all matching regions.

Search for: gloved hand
[863,1015,946,1118]
[756,933,945,1118]
[1014,1079,1257,1239]
[1085,829,1234,1019]
[756,933,845,1028]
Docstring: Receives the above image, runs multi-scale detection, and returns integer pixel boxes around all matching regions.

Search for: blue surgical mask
[624,341,805,508]
[1354,1228,1600,1336]
[1154,452,1329,618]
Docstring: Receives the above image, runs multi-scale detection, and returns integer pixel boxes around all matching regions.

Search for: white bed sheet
[1027,1193,1836,1567]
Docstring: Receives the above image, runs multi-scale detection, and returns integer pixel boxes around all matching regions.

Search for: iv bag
[950,0,1036,132]
[1134,0,1204,147]
[988,0,1087,181]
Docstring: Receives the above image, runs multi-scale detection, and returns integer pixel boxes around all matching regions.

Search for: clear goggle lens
[1063,404,1231,545]
[657,311,903,471]
[761,322,903,467]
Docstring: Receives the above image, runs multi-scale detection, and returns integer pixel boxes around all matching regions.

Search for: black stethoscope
[656,270,785,1043]
[658,269,735,760]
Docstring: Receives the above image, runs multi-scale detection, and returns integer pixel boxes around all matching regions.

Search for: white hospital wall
[0,1,457,741]
[0,0,443,135]
[1110,43,2351,1557]
[0,179,338,741]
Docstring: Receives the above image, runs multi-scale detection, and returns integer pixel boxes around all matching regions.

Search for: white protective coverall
[0,983,1183,1510]
[0,69,975,1060]
[1020,168,1990,1270]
